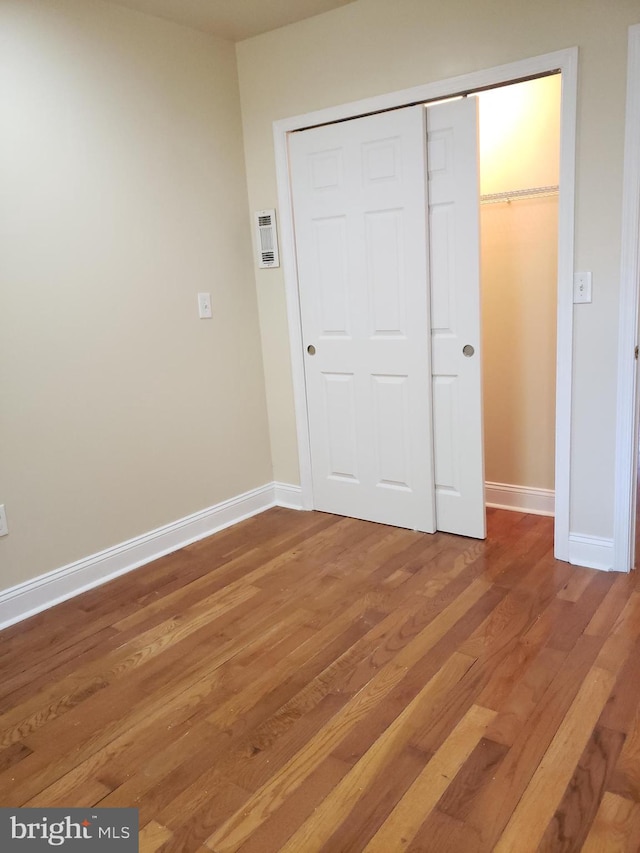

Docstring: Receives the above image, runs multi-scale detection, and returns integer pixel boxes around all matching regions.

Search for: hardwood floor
[1,507,640,852]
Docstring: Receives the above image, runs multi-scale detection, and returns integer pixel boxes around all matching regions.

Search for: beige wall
[0,0,272,590]
[236,0,640,539]
[479,76,560,491]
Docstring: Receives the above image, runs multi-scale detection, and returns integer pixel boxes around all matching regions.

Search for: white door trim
[613,24,640,573]
[273,47,578,560]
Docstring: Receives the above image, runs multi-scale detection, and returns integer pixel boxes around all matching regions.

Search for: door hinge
[635,345,639,361]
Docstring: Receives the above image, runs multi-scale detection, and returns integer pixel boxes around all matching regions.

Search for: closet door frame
[613,24,640,573]
[274,47,578,564]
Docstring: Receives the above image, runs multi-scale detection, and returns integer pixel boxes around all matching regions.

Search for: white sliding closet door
[289,106,436,532]
[427,96,485,539]
[289,97,485,539]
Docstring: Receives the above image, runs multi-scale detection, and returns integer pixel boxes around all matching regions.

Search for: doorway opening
[477,76,561,525]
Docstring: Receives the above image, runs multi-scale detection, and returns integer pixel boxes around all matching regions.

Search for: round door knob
[462,344,475,357]
[307,344,316,355]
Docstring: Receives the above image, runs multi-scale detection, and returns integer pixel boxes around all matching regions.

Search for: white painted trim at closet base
[568,534,614,572]
[485,482,555,517]
[0,482,303,631]
[274,481,304,509]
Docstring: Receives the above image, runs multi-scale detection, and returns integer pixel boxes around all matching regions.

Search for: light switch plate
[573,272,592,304]
[198,292,212,319]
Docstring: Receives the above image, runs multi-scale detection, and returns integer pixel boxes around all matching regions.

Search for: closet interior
[477,75,562,518]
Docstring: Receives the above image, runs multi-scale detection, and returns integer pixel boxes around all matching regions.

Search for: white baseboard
[0,482,303,630]
[485,481,555,517]
[2,479,614,629]
[568,533,615,572]
[274,481,304,510]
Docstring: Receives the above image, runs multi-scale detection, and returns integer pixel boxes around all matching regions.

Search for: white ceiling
[103,0,357,41]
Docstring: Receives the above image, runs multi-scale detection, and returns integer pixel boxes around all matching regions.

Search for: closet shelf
[480,184,559,204]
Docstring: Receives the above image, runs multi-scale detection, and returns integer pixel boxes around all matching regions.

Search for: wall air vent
[255,209,280,269]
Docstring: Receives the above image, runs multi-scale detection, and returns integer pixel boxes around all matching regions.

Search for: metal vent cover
[255,209,280,268]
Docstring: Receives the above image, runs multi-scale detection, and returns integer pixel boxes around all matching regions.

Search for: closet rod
[480,184,559,204]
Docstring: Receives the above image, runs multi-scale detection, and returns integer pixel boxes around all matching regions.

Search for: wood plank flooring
[1,507,639,851]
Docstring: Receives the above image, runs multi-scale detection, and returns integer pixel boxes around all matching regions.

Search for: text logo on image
[0,808,138,851]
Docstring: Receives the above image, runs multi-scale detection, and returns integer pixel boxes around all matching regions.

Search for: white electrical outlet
[197,292,212,319]
[0,505,8,537]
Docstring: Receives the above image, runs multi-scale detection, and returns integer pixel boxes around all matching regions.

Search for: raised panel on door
[322,372,359,482]
[313,216,350,336]
[366,210,406,337]
[289,107,436,533]
[427,97,486,539]
[371,373,411,491]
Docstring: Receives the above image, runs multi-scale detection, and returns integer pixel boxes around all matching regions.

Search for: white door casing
[613,23,640,572]
[427,97,486,538]
[289,106,437,532]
